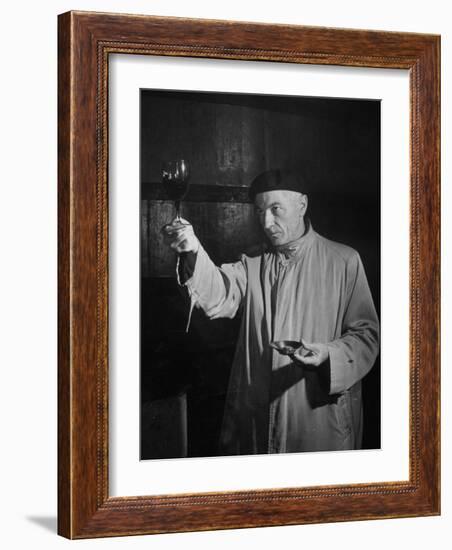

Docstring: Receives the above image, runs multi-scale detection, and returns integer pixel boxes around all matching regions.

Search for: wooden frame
[58,10,440,539]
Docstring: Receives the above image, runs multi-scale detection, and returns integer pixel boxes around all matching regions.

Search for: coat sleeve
[326,252,380,394]
[178,244,247,320]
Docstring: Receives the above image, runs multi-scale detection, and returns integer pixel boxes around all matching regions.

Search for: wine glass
[162,159,190,224]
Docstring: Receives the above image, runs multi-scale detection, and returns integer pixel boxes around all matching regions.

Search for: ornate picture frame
[58,11,440,538]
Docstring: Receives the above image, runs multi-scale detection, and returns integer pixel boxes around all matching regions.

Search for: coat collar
[271,219,316,264]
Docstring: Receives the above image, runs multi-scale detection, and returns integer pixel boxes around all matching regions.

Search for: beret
[248,169,308,201]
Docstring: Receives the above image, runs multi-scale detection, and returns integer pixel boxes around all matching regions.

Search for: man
[163,169,379,455]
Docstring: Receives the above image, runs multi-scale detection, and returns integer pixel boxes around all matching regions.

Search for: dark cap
[248,169,308,201]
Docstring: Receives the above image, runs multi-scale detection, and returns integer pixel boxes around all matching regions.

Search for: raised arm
[162,219,247,320]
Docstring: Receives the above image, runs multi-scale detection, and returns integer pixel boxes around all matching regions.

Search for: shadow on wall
[25,516,57,533]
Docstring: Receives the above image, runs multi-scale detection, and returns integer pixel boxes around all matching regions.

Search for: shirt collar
[272,219,315,263]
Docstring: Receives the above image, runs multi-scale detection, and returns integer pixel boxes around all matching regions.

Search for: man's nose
[263,210,274,229]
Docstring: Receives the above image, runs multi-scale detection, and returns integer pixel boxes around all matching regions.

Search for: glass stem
[175,200,181,222]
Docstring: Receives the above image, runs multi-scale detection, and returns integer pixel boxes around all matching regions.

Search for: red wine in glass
[162,160,190,222]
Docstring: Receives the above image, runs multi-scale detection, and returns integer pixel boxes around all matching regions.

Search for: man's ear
[299,194,308,216]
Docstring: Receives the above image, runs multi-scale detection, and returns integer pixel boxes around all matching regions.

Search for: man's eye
[272,206,281,214]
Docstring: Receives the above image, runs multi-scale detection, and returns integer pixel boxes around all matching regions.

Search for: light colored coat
[182,223,380,454]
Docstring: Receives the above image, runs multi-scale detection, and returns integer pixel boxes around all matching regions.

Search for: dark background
[140,89,380,459]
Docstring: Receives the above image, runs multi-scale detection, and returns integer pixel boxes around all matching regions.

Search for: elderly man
[164,169,379,455]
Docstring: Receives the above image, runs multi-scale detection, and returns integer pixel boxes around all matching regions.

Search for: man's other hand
[161,219,200,254]
[294,340,329,367]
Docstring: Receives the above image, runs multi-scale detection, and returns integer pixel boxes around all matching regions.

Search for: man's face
[254,190,307,246]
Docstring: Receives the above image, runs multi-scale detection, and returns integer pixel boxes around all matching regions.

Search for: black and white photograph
[140,89,381,460]
[1,0,446,547]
